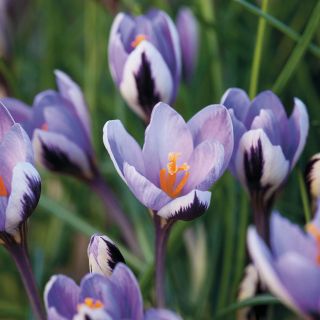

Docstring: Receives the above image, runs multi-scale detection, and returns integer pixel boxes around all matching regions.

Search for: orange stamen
[159,152,190,198]
[0,176,8,197]
[41,123,49,131]
[82,297,104,309]
[131,34,147,48]
[306,223,320,265]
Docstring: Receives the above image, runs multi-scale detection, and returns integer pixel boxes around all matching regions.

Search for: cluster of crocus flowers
[248,208,320,319]
[108,9,181,122]
[222,88,309,240]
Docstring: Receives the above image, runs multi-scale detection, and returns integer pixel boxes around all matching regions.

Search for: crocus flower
[1,70,95,180]
[88,234,125,276]
[0,102,41,241]
[248,208,320,319]
[44,263,182,320]
[108,9,181,122]
[176,7,199,82]
[221,89,309,239]
[103,102,233,221]
[305,153,320,209]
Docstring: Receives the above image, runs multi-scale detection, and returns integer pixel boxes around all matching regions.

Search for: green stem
[249,0,269,99]
[298,169,311,223]
[273,1,320,93]
[234,0,320,58]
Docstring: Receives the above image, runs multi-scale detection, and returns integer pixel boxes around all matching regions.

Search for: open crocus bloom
[1,70,95,179]
[45,263,182,320]
[0,103,41,239]
[108,9,181,121]
[221,89,309,203]
[248,210,320,319]
[103,102,233,221]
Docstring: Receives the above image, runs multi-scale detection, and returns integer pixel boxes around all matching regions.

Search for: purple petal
[119,41,173,120]
[176,7,198,82]
[143,102,193,186]
[33,130,93,179]
[47,308,69,320]
[103,120,145,182]
[275,252,320,315]
[244,91,287,128]
[187,105,233,173]
[270,212,317,262]
[44,275,80,319]
[144,309,182,320]
[184,139,225,193]
[0,97,32,123]
[0,101,14,140]
[54,70,91,139]
[123,163,170,211]
[220,88,250,122]
[157,189,211,221]
[4,162,41,234]
[247,227,300,315]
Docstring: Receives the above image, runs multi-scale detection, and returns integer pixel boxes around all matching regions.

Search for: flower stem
[4,231,45,320]
[89,172,141,256]
[154,215,173,308]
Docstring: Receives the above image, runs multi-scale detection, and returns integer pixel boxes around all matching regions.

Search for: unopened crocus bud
[88,234,125,276]
[305,153,320,209]
[108,9,181,122]
[176,7,199,82]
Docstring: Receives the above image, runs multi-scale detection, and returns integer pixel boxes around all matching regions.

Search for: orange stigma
[41,123,49,131]
[160,152,190,198]
[131,34,147,48]
[0,176,8,197]
[79,298,104,310]
[306,223,320,265]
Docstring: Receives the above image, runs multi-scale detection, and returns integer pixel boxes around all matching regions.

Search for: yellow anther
[83,297,104,309]
[0,176,7,197]
[131,34,147,48]
[306,223,320,265]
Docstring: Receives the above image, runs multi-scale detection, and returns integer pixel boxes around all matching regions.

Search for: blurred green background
[0,0,320,319]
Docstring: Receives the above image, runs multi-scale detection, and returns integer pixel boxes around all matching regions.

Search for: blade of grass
[249,0,270,99]
[297,169,311,223]
[39,195,144,273]
[273,1,320,93]
[234,0,320,58]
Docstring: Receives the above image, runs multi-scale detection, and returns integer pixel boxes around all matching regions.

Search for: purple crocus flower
[176,7,199,82]
[108,9,181,122]
[44,263,182,320]
[103,102,233,221]
[1,70,96,180]
[248,208,320,319]
[0,102,41,240]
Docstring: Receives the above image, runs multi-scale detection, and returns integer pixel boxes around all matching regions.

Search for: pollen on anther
[131,34,148,48]
[0,176,8,197]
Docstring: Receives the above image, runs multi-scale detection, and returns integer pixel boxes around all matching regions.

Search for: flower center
[159,152,190,198]
[306,223,320,265]
[79,298,104,310]
[41,123,49,131]
[131,34,147,48]
[0,176,8,197]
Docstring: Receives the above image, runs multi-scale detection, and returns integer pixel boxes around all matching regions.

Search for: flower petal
[4,162,41,234]
[103,120,145,182]
[0,101,14,140]
[0,97,32,123]
[143,102,193,186]
[247,227,299,315]
[33,130,93,179]
[123,163,170,211]
[157,189,211,221]
[120,41,173,120]
[220,88,250,122]
[144,309,182,320]
[235,129,289,199]
[187,105,233,173]
[44,275,80,319]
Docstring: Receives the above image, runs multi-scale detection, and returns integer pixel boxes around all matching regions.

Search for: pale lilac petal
[184,140,225,193]
[144,309,182,320]
[0,101,14,140]
[44,275,80,319]
[275,252,320,314]
[103,120,144,182]
[270,212,316,261]
[47,308,69,320]
[54,70,91,138]
[4,162,41,234]
[157,189,211,221]
[123,163,170,211]
[33,130,93,179]
[187,105,233,173]
[247,227,300,315]
[120,41,173,120]
[235,129,289,199]
[220,88,250,122]
[245,90,287,128]
[143,102,193,186]
[0,97,32,123]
